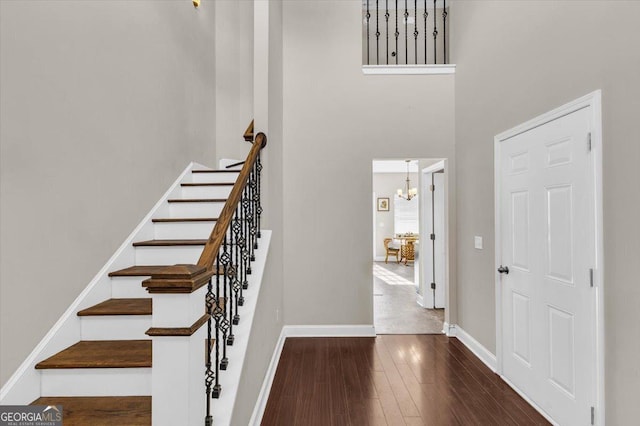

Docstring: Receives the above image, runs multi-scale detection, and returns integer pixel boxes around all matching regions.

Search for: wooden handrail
[243,120,254,142]
[197,131,266,270]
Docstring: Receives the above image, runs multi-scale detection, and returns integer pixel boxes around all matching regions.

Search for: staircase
[28,169,240,425]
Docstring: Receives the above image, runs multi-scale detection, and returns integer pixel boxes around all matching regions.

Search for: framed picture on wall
[377,197,390,212]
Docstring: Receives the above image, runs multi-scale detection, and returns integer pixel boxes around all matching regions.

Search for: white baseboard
[442,322,456,337]
[248,327,286,426]
[449,324,497,372]
[0,162,202,405]
[500,375,559,426]
[283,325,376,337]
[373,256,386,262]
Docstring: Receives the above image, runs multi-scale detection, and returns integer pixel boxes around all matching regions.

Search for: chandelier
[397,160,417,200]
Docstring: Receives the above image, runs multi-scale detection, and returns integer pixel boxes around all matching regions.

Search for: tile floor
[373,261,444,334]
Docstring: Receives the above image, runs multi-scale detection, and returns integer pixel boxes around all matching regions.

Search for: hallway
[374,262,444,334]
[262,335,550,425]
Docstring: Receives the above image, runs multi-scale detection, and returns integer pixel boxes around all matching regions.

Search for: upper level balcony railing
[363,0,449,66]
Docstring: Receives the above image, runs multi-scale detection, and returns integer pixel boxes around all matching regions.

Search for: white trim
[363,64,456,75]
[373,256,387,262]
[420,160,449,313]
[454,325,497,372]
[248,327,286,426]
[0,162,203,404]
[215,231,272,426]
[494,90,604,425]
[500,375,559,426]
[442,322,456,337]
[282,325,376,337]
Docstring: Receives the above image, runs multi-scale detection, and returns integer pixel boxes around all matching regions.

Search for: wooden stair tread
[35,340,151,369]
[133,239,207,247]
[32,396,151,426]
[78,299,151,316]
[152,217,218,223]
[181,182,234,187]
[109,265,172,277]
[192,170,240,173]
[167,198,227,203]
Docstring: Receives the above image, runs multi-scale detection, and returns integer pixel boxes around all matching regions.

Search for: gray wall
[231,0,285,424]
[281,0,456,326]
[451,1,640,423]
[0,1,216,385]
[215,0,254,162]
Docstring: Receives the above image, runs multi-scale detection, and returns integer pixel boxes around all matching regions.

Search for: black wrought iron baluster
[212,252,222,398]
[231,207,242,326]
[242,184,252,280]
[375,0,380,64]
[249,166,258,261]
[404,0,408,64]
[443,0,447,64]
[413,0,418,64]
[423,0,428,64]
[219,235,230,371]
[385,0,389,64]
[366,0,370,65]
[256,151,262,239]
[433,0,438,64]
[204,277,214,426]
[238,188,248,306]
[394,0,399,64]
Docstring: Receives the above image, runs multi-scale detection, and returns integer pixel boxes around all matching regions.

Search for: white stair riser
[181,186,232,199]
[40,368,151,397]
[111,277,148,298]
[81,316,151,340]
[135,246,203,265]
[154,222,216,240]
[191,173,238,184]
[169,203,224,218]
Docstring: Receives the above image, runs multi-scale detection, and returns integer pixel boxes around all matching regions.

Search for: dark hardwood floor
[262,335,550,426]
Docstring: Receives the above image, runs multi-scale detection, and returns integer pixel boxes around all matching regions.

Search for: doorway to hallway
[372,159,448,334]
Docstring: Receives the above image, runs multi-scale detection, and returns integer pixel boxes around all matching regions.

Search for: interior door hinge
[588,132,592,152]
[591,406,595,425]
[431,282,436,290]
[589,268,594,288]
[429,184,435,192]
[430,233,436,241]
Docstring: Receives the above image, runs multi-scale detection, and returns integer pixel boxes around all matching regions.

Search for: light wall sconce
[193,0,201,8]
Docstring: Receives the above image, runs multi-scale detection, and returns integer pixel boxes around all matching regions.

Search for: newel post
[142,265,214,426]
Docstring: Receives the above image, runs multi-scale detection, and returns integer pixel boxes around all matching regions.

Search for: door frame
[419,160,450,317]
[494,91,604,424]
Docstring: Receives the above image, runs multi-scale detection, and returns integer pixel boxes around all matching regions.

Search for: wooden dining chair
[384,238,401,264]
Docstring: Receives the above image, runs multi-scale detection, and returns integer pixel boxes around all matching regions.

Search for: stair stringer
[0,161,211,405]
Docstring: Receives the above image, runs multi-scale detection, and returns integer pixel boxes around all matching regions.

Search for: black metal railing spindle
[443,0,447,64]
[413,0,418,64]
[366,0,370,65]
[385,0,389,64]
[204,277,214,426]
[404,0,408,65]
[219,235,230,371]
[395,0,399,64]
[212,252,222,398]
[433,0,438,64]
[375,0,380,64]
[423,0,428,65]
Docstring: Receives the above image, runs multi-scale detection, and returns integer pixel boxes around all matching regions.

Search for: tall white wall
[281,0,456,327]
[0,1,216,385]
[451,1,640,423]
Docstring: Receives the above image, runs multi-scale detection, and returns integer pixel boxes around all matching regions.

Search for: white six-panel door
[498,105,596,426]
